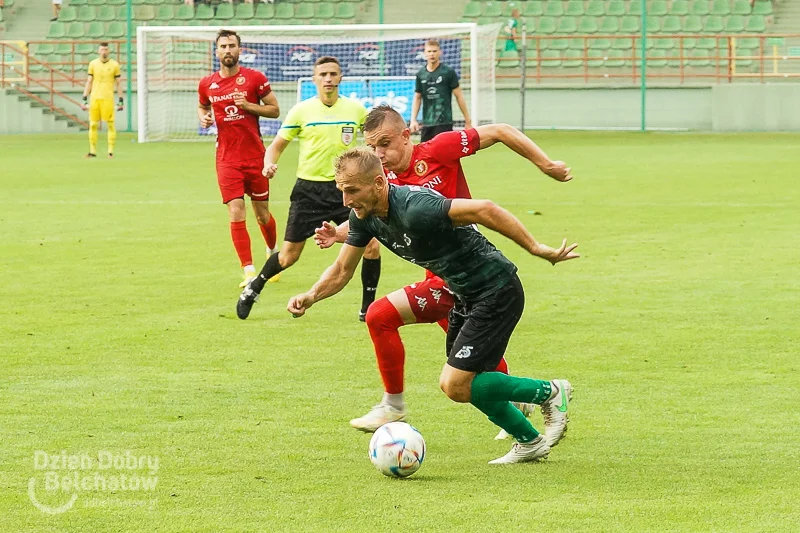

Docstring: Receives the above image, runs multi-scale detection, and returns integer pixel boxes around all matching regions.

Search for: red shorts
[403,274,455,323]
[216,157,270,204]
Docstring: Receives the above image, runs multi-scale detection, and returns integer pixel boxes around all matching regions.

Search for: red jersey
[198,67,272,163]
[386,128,480,199]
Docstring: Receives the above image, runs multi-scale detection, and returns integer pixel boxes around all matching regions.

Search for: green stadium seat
[563,49,582,67]
[497,48,520,68]
[732,0,751,15]
[682,15,703,32]
[215,3,234,20]
[334,3,355,19]
[736,37,759,49]
[600,17,619,33]
[590,37,612,49]
[666,48,684,67]
[605,49,626,67]
[688,48,710,66]
[696,37,718,49]
[106,0,125,5]
[547,37,570,50]
[650,0,668,16]
[612,36,634,50]
[648,49,668,67]
[65,21,85,38]
[703,15,723,32]
[565,0,584,16]
[752,1,771,16]
[661,15,681,33]
[578,16,598,33]
[537,16,556,33]
[670,0,690,15]
[586,49,604,67]
[194,4,213,20]
[134,5,155,20]
[606,0,625,16]
[76,42,95,54]
[690,0,710,15]
[725,15,746,32]
[32,43,56,56]
[483,2,502,17]
[85,20,103,38]
[627,1,641,15]
[621,16,640,33]
[568,37,586,50]
[174,4,193,20]
[645,17,659,32]
[96,5,114,21]
[87,0,105,5]
[544,0,563,17]
[540,49,562,67]
[710,0,730,15]
[313,2,333,19]
[501,2,519,17]
[255,3,274,18]
[653,37,675,49]
[144,0,162,5]
[106,21,125,38]
[681,37,698,50]
[53,41,74,54]
[155,4,174,20]
[586,0,604,16]
[69,0,88,6]
[746,14,766,32]
[735,48,753,67]
[523,2,543,16]
[296,3,314,19]
[556,17,577,33]
[462,1,481,18]
[58,6,77,22]
[235,3,254,19]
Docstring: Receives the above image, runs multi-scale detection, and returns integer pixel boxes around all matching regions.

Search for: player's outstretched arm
[313,221,349,249]
[474,124,572,182]
[447,198,579,265]
[287,244,365,317]
[263,136,290,178]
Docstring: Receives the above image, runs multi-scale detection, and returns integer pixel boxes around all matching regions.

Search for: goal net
[136,23,500,142]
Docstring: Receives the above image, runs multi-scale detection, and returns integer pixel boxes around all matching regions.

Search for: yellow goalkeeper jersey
[277,95,368,182]
[88,58,120,101]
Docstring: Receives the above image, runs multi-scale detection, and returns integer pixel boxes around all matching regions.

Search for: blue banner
[298,79,416,121]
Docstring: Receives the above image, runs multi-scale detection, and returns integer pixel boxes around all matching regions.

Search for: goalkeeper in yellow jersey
[80,42,123,158]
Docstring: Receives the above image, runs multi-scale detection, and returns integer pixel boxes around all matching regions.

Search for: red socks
[259,214,277,250]
[230,220,252,267]
[365,297,406,394]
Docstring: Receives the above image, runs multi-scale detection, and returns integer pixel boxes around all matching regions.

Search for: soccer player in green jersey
[237,56,381,321]
[288,148,579,464]
[409,39,472,142]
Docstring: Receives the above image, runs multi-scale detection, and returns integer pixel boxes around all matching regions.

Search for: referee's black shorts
[284,178,351,243]
[420,123,454,143]
[445,273,525,373]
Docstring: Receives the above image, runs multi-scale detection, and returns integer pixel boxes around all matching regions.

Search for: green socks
[469,373,553,443]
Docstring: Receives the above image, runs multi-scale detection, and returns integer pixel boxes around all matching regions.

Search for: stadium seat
[547,37,569,50]
[194,4,213,20]
[568,37,586,50]
[737,37,759,49]
[497,49,520,68]
[682,37,698,50]
[85,20,103,38]
[666,49,685,67]
[501,3,518,17]
[32,42,56,56]
[682,15,703,32]
[648,49,668,67]
[540,49,561,67]
[295,3,314,19]
[653,37,675,49]
[315,2,334,19]
[106,21,124,38]
[523,2,543,17]
[578,17,598,33]
[154,4,173,21]
[134,5,155,20]
[174,4,193,20]
[483,2,502,17]
[620,16,640,33]
[76,5,96,21]
[537,16,556,33]
[215,3,234,20]
[563,49,582,67]
[255,3,275,18]
[590,37,612,49]
[646,17,660,32]
[725,15,746,32]
[58,6,77,22]
[69,0,88,6]
[703,15,723,32]
[586,49,604,67]
[670,0,690,15]
[96,5,114,21]
[600,17,620,33]
[735,48,753,67]
[650,0,668,16]
[661,16,681,33]
[586,0,604,16]
[695,37,717,49]
[565,0,584,16]
[556,17,577,33]
[688,49,710,67]
[690,0,710,15]
[462,1,481,18]
[746,14,766,32]
[732,0,751,15]
[752,1,772,16]
[627,1,641,15]
[605,49,626,67]
[235,3,254,19]
[606,0,625,16]
[544,0,563,17]
[333,3,355,19]
[106,0,125,5]
[65,21,85,38]
[710,0,730,15]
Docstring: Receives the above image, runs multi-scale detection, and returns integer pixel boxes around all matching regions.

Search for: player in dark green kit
[288,148,580,464]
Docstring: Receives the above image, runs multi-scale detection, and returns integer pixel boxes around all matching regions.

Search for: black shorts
[445,274,525,373]
[420,123,454,143]
[285,179,351,243]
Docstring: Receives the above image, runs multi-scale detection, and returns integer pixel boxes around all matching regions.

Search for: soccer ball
[368,422,426,478]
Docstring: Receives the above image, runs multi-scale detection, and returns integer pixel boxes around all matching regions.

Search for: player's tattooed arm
[447,198,579,265]
[288,244,365,316]
[474,124,573,182]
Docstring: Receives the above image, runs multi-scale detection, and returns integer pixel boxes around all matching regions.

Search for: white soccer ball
[368,422,426,478]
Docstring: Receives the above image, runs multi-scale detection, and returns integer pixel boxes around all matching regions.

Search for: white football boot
[350,404,407,433]
[540,379,573,447]
[489,434,550,465]
[494,402,537,440]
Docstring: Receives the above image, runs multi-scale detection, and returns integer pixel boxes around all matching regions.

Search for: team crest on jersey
[341,126,355,145]
[236,76,246,85]
[414,160,428,176]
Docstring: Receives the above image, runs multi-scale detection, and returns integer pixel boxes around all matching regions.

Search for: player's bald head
[335,147,384,184]
[364,105,407,134]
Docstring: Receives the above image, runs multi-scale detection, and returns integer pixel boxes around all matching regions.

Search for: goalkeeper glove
[82,95,88,104]
[118,97,124,110]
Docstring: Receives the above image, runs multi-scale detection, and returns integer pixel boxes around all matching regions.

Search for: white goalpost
[136,23,501,143]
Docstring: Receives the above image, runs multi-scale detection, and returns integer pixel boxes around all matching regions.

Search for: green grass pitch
[1,132,799,532]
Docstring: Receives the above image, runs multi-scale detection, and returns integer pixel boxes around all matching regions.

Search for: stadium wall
[2,85,800,134]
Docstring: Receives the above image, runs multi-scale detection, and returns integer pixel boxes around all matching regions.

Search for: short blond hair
[334,147,383,183]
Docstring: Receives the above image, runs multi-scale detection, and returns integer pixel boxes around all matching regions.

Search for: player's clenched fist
[541,160,573,182]
[287,293,314,317]
[199,112,213,128]
[262,161,278,178]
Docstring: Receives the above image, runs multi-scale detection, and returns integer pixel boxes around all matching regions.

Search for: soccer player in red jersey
[315,105,573,439]
[198,30,281,288]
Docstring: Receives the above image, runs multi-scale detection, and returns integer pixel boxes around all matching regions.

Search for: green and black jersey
[345,185,517,301]
[415,63,460,126]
